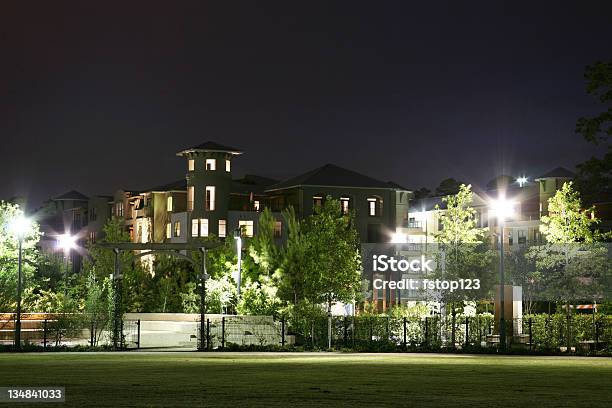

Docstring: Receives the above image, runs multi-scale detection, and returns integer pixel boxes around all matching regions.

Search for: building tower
[177,142,242,239]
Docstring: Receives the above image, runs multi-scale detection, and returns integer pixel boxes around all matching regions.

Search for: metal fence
[196,314,612,352]
[0,313,141,350]
[198,315,283,350]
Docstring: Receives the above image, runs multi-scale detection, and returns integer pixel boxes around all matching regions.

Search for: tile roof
[177,141,242,155]
[266,163,393,191]
[53,190,89,201]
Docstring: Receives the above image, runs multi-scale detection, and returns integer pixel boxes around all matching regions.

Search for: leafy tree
[540,182,604,243]
[434,184,487,245]
[300,198,362,312]
[435,178,464,197]
[83,271,112,346]
[180,276,236,314]
[275,206,308,304]
[0,201,41,311]
[575,61,612,205]
[82,217,146,314]
[526,182,611,348]
[248,208,279,277]
[236,277,282,316]
[434,184,494,346]
[576,61,611,145]
[413,187,431,200]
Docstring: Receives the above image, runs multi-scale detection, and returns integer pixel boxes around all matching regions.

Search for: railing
[0,313,141,350]
[195,314,612,352]
[407,221,422,229]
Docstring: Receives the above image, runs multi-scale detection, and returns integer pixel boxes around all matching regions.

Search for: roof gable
[177,141,242,155]
[266,163,392,191]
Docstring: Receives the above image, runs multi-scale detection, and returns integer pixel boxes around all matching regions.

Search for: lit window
[225,159,231,172]
[200,218,209,237]
[274,221,282,238]
[206,159,216,171]
[219,219,227,238]
[188,186,194,211]
[188,159,195,171]
[205,186,216,211]
[340,197,350,215]
[192,219,199,237]
[167,195,173,212]
[174,221,181,237]
[166,223,171,239]
[367,198,377,216]
[313,196,323,208]
[89,231,96,243]
[239,220,254,237]
[254,200,260,211]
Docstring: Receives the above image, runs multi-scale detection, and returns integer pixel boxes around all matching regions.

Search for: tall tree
[275,206,308,304]
[435,178,464,197]
[575,61,612,205]
[527,182,611,349]
[301,198,362,312]
[434,184,493,346]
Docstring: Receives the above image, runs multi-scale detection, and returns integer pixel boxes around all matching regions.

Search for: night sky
[2,2,611,209]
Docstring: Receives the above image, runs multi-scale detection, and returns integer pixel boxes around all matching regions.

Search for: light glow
[390,231,408,244]
[490,197,516,221]
[57,233,77,251]
[9,216,32,239]
[516,176,528,187]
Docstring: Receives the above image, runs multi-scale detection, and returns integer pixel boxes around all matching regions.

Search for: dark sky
[1,1,610,208]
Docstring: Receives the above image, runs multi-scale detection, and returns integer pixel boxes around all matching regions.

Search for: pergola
[95,242,223,350]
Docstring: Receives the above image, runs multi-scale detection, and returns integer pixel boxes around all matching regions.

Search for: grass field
[0,352,611,407]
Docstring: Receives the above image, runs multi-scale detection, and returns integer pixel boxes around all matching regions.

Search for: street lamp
[390,231,407,306]
[234,228,242,299]
[9,215,32,350]
[57,233,77,295]
[516,176,528,188]
[490,196,515,349]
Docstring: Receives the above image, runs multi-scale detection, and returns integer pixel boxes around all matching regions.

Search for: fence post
[43,319,47,349]
[403,317,407,349]
[136,319,141,349]
[425,317,429,347]
[595,320,600,351]
[352,316,356,348]
[465,317,469,347]
[528,318,533,351]
[206,319,211,351]
[281,318,286,348]
[221,317,226,349]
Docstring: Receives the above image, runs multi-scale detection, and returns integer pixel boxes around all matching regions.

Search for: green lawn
[0,352,610,407]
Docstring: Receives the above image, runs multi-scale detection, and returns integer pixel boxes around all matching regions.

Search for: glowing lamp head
[490,197,516,221]
[9,216,32,239]
[390,232,407,244]
[57,233,77,251]
[516,176,528,187]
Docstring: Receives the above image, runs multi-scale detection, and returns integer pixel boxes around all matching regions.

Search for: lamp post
[390,232,407,306]
[234,228,242,298]
[490,196,515,349]
[9,216,32,351]
[57,233,77,295]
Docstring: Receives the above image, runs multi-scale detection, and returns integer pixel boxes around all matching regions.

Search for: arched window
[367,196,383,217]
[340,197,350,215]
